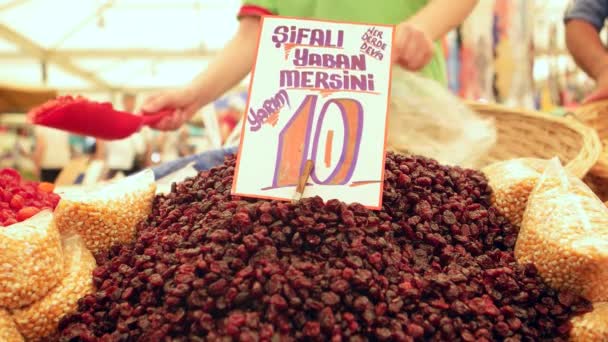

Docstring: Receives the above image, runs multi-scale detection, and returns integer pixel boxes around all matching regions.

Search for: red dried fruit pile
[0,168,60,226]
[54,153,591,341]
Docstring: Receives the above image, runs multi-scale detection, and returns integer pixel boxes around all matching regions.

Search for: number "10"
[272,95,364,188]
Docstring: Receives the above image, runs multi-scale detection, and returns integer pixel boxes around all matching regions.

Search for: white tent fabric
[0,0,242,93]
[0,0,584,96]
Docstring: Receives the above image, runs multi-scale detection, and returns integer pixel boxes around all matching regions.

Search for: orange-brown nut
[53,170,156,254]
[0,211,64,309]
[11,235,96,341]
[517,159,608,302]
[570,302,608,342]
[483,158,548,226]
[0,309,24,342]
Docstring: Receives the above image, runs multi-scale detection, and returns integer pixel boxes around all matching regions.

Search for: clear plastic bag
[388,68,497,168]
[0,309,23,342]
[11,234,96,341]
[0,210,64,309]
[482,158,548,226]
[570,302,608,342]
[517,158,608,302]
[54,169,156,254]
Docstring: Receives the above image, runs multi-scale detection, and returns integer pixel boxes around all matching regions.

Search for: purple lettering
[350,73,365,90]
[315,72,329,89]
[281,70,374,91]
[293,49,309,67]
[248,90,291,132]
[337,30,344,47]
[297,28,310,45]
[361,42,385,61]
[247,108,261,132]
[351,55,366,70]
[310,98,363,185]
[301,71,313,88]
[280,70,300,87]
[310,29,324,46]
[322,54,335,68]
[272,26,289,48]
[310,52,322,67]
[275,27,344,48]
[292,49,367,71]
[367,74,375,91]
[329,73,342,89]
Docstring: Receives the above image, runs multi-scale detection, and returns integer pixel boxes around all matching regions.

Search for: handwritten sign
[232,17,393,209]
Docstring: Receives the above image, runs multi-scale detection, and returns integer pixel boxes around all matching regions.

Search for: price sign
[232,16,393,209]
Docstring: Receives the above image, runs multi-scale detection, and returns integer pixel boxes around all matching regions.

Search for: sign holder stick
[292,159,314,203]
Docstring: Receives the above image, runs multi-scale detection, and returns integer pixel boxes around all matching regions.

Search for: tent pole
[40,60,48,85]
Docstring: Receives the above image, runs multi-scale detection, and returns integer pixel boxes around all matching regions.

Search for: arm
[185,16,261,108]
[393,0,477,71]
[142,15,262,130]
[32,131,46,173]
[94,140,106,161]
[177,129,191,156]
[566,20,608,81]
[406,0,478,40]
[564,0,608,82]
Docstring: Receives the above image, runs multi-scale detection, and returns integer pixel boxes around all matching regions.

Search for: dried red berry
[53,154,590,341]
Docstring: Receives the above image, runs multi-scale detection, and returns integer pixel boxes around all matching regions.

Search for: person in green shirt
[143,0,478,131]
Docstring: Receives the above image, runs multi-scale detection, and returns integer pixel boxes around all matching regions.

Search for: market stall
[1,97,607,341]
[1,0,608,341]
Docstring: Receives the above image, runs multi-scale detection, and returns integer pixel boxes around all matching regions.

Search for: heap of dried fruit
[0,168,60,226]
[55,153,591,341]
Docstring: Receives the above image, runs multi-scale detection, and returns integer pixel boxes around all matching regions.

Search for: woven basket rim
[466,101,602,178]
[573,98,608,114]
[572,99,608,178]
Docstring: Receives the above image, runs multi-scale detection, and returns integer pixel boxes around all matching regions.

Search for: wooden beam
[51,48,215,58]
[57,86,172,94]
[0,48,215,59]
[0,0,30,12]
[0,24,114,90]
[57,84,249,95]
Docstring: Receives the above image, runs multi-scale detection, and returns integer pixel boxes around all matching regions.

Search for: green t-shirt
[240,0,447,85]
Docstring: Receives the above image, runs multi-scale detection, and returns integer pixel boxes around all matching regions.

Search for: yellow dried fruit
[570,302,608,342]
[517,158,608,302]
[483,158,548,226]
[0,309,24,342]
[0,211,63,309]
[11,235,96,341]
[53,170,156,254]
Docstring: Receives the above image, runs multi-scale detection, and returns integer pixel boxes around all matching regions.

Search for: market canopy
[0,0,581,95]
[0,0,242,93]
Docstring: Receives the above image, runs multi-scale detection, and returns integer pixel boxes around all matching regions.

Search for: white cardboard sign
[232,16,394,209]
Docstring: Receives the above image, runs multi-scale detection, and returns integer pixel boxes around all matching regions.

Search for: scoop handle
[140,110,174,126]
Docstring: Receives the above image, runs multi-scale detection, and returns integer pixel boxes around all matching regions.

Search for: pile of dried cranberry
[0,168,60,226]
[54,153,591,341]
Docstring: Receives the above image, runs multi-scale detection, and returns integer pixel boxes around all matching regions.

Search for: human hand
[392,22,434,71]
[141,86,203,131]
[583,69,608,104]
[33,166,41,180]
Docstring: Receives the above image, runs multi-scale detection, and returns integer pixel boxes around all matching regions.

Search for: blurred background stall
[0,0,603,185]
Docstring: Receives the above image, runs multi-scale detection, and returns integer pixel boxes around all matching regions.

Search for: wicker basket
[468,102,601,179]
[573,99,608,199]
[573,99,608,177]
